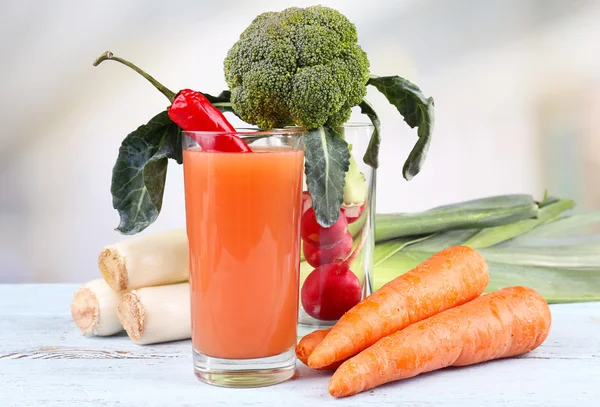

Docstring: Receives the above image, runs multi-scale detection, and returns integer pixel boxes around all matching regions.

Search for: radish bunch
[300,193,362,321]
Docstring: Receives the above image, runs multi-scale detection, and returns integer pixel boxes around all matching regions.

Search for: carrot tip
[307,354,324,369]
[328,376,351,398]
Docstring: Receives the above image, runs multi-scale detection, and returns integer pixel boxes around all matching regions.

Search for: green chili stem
[93,51,176,102]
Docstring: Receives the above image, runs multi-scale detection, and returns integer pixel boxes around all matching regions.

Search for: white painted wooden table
[1,284,599,406]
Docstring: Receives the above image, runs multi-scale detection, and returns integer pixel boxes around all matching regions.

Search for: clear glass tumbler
[182,129,305,388]
[298,124,376,332]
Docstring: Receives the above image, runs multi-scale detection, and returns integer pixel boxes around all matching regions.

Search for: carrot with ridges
[329,286,552,397]
[308,246,489,369]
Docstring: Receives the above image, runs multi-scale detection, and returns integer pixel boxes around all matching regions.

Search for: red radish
[301,263,362,321]
[341,203,365,224]
[301,208,348,247]
[301,231,367,321]
[303,230,353,268]
[302,191,313,215]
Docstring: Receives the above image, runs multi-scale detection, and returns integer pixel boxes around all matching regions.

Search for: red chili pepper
[169,90,234,131]
[93,52,251,153]
[168,90,251,153]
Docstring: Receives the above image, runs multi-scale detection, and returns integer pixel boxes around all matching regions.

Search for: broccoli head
[224,6,370,130]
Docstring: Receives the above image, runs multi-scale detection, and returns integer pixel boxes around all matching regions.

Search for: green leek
[375,194,538,242]
[371,208,600,303]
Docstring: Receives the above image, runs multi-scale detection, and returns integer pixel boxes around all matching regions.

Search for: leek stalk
[463,199,575,248]
[375,194,538,242]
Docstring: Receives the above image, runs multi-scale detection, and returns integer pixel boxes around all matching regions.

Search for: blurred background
[1,0,599,283]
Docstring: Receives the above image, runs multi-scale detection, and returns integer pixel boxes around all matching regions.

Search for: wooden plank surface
[0,284,599,406]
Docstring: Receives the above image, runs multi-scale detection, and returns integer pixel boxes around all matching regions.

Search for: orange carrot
[296,329,343,370]
[296,329,330,366]
[308,246,489,369]
[329,286,552,397]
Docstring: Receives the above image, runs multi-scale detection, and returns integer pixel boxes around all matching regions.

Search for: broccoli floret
[224,6,370,129]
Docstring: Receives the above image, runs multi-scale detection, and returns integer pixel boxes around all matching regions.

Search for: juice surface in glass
[183,146,304,360]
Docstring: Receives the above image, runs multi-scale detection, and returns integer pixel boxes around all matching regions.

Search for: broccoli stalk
[343,146,367,207]
[342,145,367,224]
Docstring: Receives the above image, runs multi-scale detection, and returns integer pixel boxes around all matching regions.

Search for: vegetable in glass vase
[224,5,434,227]
[93,5,434,234]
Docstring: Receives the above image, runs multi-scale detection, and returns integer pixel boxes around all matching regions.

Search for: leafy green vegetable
[304,127,350,227]
[359,100,381,169]
[375,194,538,242]
[111,111,181,235]
[368,76,435,180]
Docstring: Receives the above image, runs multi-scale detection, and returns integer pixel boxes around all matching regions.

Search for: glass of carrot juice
[182,129,305,387]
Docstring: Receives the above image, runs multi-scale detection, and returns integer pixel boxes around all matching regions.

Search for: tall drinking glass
[182,129,305,388]
[298,124,376,332]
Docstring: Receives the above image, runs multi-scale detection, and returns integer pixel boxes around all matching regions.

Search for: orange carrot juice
[183,146,304,360]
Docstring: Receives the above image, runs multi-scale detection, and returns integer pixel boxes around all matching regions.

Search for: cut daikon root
[98,229,188,291]
[117,283,191,345]
[71,279,124,336]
